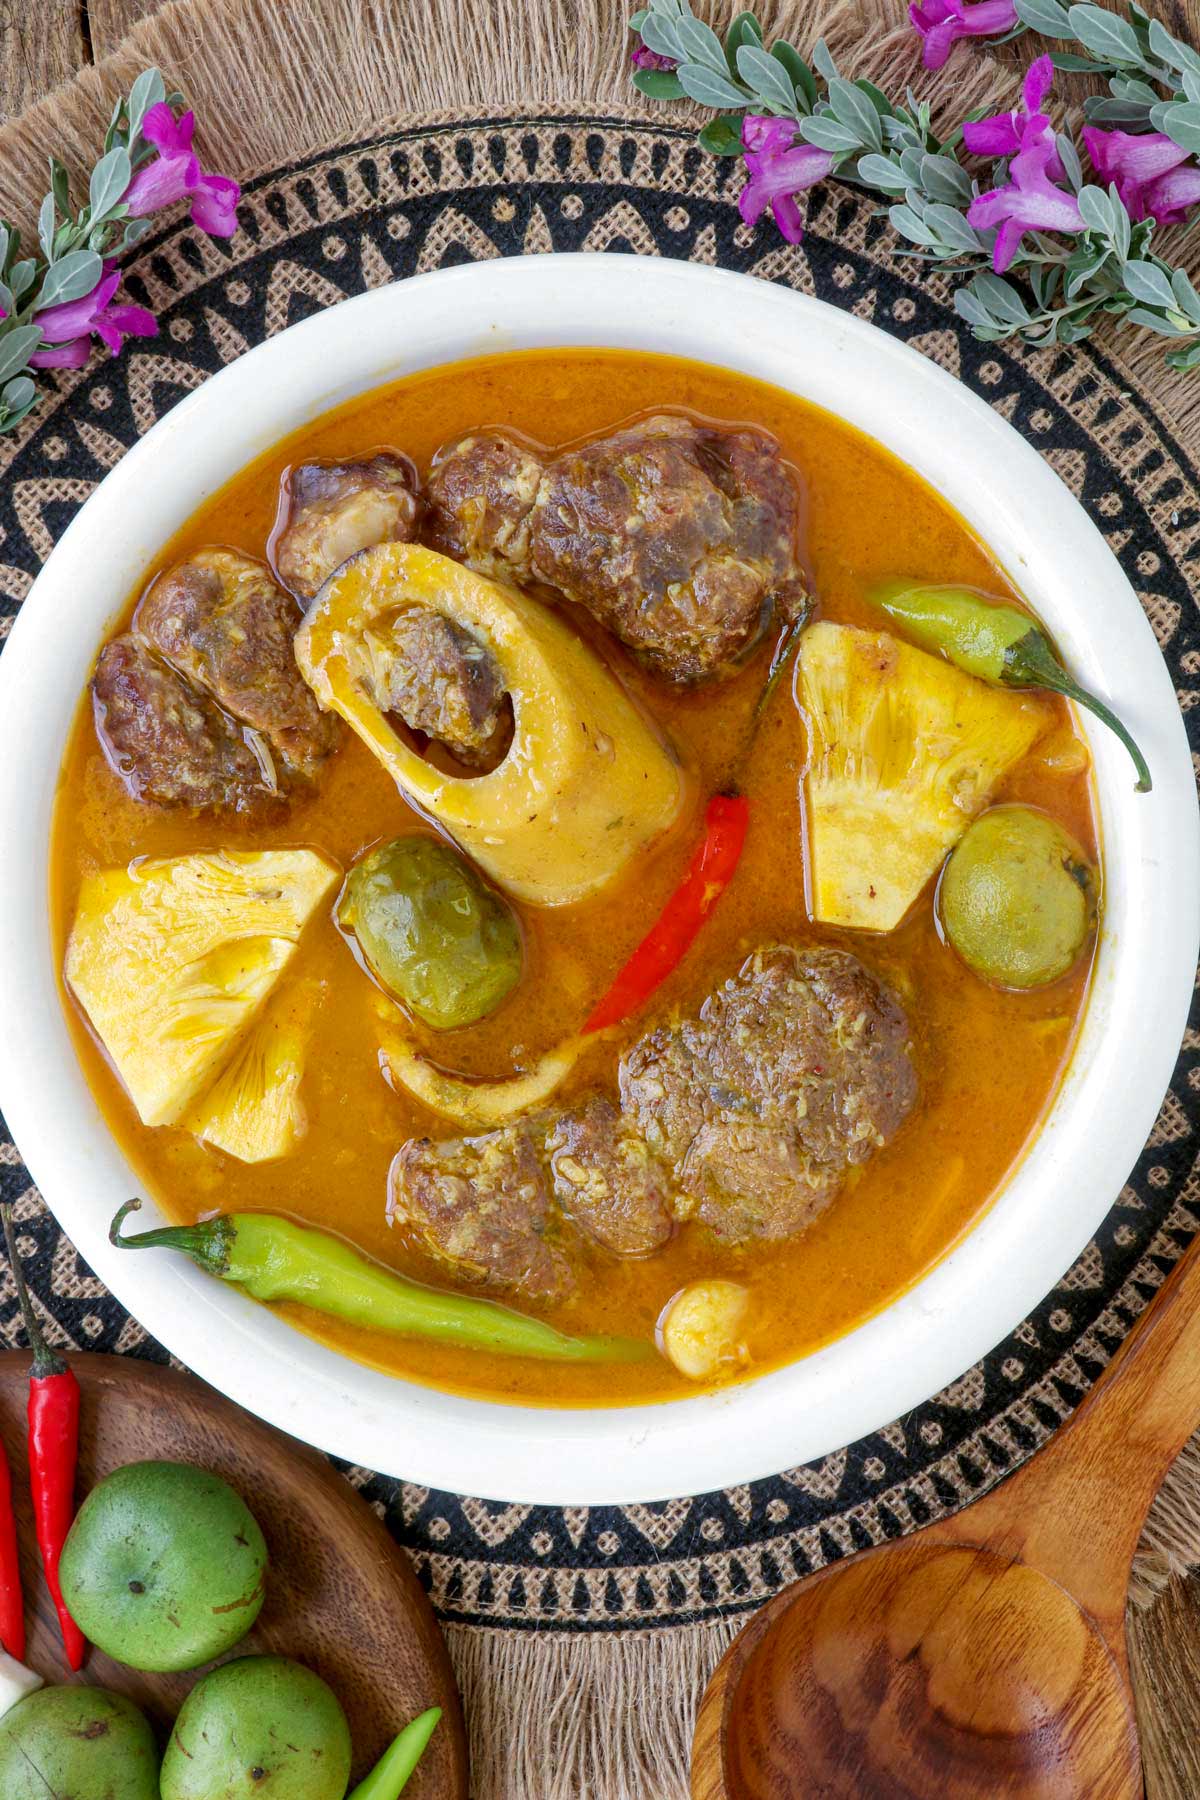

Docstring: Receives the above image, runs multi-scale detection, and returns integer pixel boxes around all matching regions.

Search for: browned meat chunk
[388,1122,573,1303]
[137,548,339,783]
[275,452,420,600]
[619,946,917,1242]
[363,609,508,768]
[92,635,274,812]
[532,415,805,682]
[423,414,807,683]
[424,430,545,580]
[546,1095,673,1257]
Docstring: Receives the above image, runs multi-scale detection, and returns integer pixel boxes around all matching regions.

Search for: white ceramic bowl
[0,256,1196,1505]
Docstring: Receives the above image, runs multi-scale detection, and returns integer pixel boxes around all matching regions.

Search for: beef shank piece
[385,944,915,1298]
[423,430,545,581]
[423,413,807,683]
[619,945,917,1242]
[274,452,421,600]
[546,1095,673,1257]
[93,635,275,812]
[137,547,339,783]
[388,1121,573,1304]
[359,607,509,769]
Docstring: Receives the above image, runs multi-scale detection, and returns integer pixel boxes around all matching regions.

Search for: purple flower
[1082,126,1200,227]
[122,102,241,238]
[738,115,834,245]
[962,55,1064,181]
[909,0,1018,71]
[632,45,677,72]
[31,264,158,365]
[969,137,1084,271]
[963,58,1082,270]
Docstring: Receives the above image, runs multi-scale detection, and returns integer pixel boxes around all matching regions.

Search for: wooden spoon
[692,1232,1200,1798]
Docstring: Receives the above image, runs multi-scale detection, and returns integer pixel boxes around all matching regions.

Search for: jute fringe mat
[0,4,1198,1798]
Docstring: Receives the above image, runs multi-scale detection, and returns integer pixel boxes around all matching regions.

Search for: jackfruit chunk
[797,622,1046,932]
[65,849,338,1127]
[185,982,318,1162]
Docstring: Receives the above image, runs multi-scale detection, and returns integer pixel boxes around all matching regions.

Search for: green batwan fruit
[59,1459,267,1673]
[159,1655,353,1800]
[0,1685,159,1799]
[939,805,1096,989]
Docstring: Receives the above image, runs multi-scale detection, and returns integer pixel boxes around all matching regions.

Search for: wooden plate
[0,1351,468,1796]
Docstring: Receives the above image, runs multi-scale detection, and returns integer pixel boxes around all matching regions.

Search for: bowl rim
[0,252,1196,1505]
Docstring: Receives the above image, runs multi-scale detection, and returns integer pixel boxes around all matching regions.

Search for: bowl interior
[0,255,1196,1504]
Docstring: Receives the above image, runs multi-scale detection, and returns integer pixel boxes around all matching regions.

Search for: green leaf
[812,39,838,82]
[89,146,132,222]
[48,156,70,216]
[1078,183,1117,236]
[0,324,43,383]
[675,14,729,72]
[1165,339,1200,368]
[827,77,882,151]
[724,11,762,77]
[1124,303,1191,334]
[122,217,153,249]
[1085,96,1155,127]
[736,44,799,113]
[800,114,863,153]
[640,13,682,58]
[631,8,650,26]
[1056,134,1083,192]
[1051,51,1107,70]
[971,271,1032,324]
[1014,0,1071,34]
[632,68,686,98]
[1170,264,1200,321]
[9,259,37,301]
[1157,101,1200,154]
[103,92,123,156]
[127,66,167,144]
[675,61,749,108]
[771,42,816,112]
[1,374,34,411]
[37,192,56,262]
[955,287,1000,331]
[1068,4,1143,64]
[919,153,972,204]
[856,152,909,194]
[35,247,103,309]
[1122,258,1177,309]
[924,202,984,251]
[698,115,745,154]
[889,203,940,246]
[1147,17,1200,74]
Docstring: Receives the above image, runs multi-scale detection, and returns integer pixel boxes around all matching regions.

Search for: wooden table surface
[6,2,1200,1795]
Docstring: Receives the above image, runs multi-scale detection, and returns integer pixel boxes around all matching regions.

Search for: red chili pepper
[583,793,750,1036]
[2,1210,85,1670]
[0,1433,24,1662]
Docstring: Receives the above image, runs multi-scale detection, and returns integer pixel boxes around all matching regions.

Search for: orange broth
[49,349,1097,1405]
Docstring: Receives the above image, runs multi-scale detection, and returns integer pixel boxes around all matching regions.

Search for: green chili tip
[347,1705,442,1800]
[1007,632,1153,795]
[109,1199,236,1277]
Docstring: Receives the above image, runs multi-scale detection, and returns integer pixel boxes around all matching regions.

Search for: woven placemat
[0,6,1198,1799]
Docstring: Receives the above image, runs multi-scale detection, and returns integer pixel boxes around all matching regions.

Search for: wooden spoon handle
[941,1230,1200,1636]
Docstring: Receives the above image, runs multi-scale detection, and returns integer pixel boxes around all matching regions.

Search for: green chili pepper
[348,1706,441,1800]
[873,583,1152,793]
[109,1202,647,1364]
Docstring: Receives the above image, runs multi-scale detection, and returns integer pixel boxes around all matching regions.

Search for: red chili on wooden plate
[582,792,750,1035]
[2,1210,85,1670]
[0,1427,23,1661]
